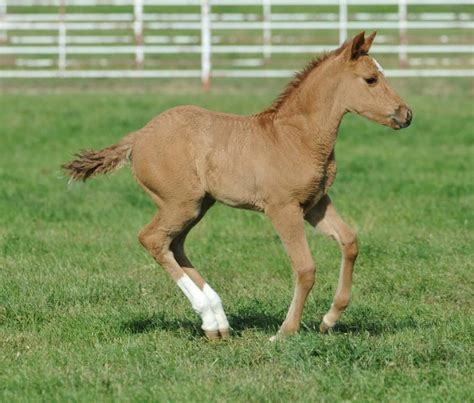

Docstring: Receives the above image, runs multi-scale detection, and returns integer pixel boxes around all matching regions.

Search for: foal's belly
[206,167,335,214]
[205,170,265,212]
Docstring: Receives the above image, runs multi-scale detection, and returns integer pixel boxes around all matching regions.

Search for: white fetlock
[202,283,230,332]
[198,300,219,332]
[177,275,218,332]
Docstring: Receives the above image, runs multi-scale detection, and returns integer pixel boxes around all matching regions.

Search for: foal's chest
[298,153,337,211]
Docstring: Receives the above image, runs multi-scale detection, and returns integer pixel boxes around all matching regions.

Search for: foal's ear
[348,31,366,60]
[360,31,377,54]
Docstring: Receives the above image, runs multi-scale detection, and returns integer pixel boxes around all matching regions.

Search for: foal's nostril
[406,109,413,126]
[402,108,413,128]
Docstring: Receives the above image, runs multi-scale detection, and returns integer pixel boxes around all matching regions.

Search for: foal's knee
[342,232,358,261]
[297,265,316,290]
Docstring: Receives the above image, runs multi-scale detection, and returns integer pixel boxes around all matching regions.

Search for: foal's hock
[63,32,412,340]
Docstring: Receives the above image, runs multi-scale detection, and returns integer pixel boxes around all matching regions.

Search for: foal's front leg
[266,204,315,339]
[305,195,359,333]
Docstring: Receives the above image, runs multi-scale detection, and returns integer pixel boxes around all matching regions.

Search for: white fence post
[339,0,348,44]
[201,0,211,90]
[58,0,66,72]
[0,1,6,43]
[399,0,408,66]
[263,0,271,60]
[134,0,144,69]
[1,0,474,79]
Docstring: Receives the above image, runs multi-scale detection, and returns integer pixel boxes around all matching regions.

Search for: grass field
[0,76,473,402]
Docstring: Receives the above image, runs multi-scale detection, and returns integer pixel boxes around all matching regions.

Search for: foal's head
[335,31,412,130]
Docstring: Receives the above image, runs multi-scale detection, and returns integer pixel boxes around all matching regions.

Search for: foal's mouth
[391,118,405,130]
[390,108,413,130]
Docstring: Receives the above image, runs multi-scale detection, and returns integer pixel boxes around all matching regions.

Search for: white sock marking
[203,284,230,331]
[176,275,218,332]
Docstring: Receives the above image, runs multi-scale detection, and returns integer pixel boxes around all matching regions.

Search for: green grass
[0,77,473,402]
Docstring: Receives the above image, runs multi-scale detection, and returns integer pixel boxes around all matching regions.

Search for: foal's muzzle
[391,105,413,130]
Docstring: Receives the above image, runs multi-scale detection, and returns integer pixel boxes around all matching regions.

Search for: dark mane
[259,42,348,116]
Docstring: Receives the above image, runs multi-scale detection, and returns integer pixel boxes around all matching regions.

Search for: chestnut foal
[64,32,412,340]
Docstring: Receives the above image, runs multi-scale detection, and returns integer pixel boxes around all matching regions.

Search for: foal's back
[131,105,300,211]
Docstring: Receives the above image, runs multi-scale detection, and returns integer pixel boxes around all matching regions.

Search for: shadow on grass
[121,304,422,338]
[227,311,280,336]
[121,306,282,338]
[122,313,203,338]
[305,305,423,336]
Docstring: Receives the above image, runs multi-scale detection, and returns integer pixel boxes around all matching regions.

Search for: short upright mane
[260,42,348,115]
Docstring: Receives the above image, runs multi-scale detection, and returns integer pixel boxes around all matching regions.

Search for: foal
[64,32,412,340]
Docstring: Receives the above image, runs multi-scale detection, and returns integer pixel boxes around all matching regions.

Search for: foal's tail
[62,132,136,182]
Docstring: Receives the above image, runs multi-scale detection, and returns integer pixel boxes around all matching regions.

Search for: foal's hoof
[204,329,220,341]
[219,328,231,340]
[270,328,299,342]
[319,320,333,334]
[269,332,286,342]
[269,334,279,342]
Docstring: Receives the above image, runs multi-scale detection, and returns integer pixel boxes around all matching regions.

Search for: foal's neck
[273,63,345,158]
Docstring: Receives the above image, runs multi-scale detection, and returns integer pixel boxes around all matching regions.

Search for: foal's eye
[365,77,378,85]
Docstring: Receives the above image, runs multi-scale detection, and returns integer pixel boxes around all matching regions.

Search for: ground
[0,77,473,402]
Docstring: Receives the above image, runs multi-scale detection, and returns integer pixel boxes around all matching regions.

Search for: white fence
[0,0,473,85]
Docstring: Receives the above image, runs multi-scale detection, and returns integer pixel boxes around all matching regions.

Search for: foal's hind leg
[305,195,359,333]
[170,198,230,338]
[138,203,220,340]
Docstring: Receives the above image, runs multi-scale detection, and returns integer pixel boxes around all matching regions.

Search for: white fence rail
[0,0,473,85]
